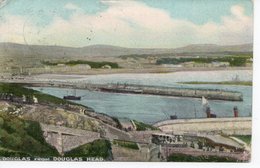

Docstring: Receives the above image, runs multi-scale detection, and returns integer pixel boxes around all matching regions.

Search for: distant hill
[172,43,253,53]
[0,42,253,59]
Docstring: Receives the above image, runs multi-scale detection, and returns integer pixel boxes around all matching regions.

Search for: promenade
[154,117,252,135]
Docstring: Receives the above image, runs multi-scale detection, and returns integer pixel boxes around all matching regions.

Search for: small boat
[63,89,81,100]
[63,95,81,100]
[170,115,178,120]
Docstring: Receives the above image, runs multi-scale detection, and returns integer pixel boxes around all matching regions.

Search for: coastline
[1,67,252,77]
[178,81,252,86]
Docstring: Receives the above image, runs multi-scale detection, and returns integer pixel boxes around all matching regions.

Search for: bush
[0,117,4,128]
[42,60,120,69]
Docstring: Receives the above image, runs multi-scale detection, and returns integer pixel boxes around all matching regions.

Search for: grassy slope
[132,120,159,131]
[0,83,94,109]
[0,113,60,157]
[64,139,111,159]
[0,83,67,105]
[233,135,251,145]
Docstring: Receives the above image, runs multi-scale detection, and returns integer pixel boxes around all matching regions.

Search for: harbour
[1,70,251,124]
[30,83,251,124]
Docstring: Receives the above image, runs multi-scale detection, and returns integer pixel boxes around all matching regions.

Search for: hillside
[0,42,253,59]
[0,113,60,157]
[173,43,253,53]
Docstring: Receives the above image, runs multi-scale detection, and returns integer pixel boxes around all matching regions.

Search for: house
[161,64,183,68]
[212,61,230,67]
[102,65,112,69]
[182,61,195,68]
[72,64,91,70]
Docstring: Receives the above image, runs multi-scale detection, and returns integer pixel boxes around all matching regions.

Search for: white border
[1,0,260,168]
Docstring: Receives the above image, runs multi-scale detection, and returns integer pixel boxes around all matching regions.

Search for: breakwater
[19,81,243,101]
[97,84,243,101]
[153,117,251,135]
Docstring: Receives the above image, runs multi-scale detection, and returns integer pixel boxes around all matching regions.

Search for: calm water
[31,70,252,124]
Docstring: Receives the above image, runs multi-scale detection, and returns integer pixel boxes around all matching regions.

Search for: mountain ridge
[0,42,253,58]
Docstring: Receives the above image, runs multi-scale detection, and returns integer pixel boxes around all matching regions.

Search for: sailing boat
[63,89,81,100]
[201,96,209,107]
[201,96,217,118]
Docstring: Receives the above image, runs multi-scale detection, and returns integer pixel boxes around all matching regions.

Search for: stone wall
[62,134,100,152]
[154,117,252,135]
[41,123,100,154]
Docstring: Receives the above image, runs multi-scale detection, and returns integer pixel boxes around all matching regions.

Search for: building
[212,61,230,67]
[102,65,112,69]
[161,64,183,68]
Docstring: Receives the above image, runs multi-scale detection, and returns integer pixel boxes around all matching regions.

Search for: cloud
[64,3,81,11]
[0,15,28,43]
[231,4,245,17]
[0,0,10,9]
[0,1,253,48]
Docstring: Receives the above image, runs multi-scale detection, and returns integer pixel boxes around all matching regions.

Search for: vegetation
[233,135,251,145]
[119,54,150,60]
[0,147,32,157]
[179,81,252,86]
[156,55,252,67]
[111,117,123,129]
[113,139,139,150]
[0,83,89,107]
[119,52,253,60]
[0,83,68,105]
[0,113,60,157]
[64,139,111,159]
[42,60,120,69]
[132,120,159,131]
[167,153,239,162]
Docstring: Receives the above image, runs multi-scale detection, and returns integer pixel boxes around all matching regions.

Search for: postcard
[0,0,253,163]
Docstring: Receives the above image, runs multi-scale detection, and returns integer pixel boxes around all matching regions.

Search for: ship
[63,95,81,100]
[63,89,81,100]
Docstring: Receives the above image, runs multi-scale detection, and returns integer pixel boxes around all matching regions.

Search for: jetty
[96,84,243,101]
[13,79,244,101]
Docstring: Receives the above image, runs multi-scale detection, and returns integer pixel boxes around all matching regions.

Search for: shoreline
[0,66,252,77]
[23,83,244,101]
[19,67,253,79]
[40,66,253,75]
[178,81,252,86]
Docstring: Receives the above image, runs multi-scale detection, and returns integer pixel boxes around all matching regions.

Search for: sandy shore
[0,67,253,84]
[23,66,253,76]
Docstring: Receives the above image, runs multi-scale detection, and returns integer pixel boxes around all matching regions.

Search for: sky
[0,0,254,48]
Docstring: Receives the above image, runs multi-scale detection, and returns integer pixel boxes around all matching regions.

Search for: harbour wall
[17,81,243,101]
[153,117,252,135]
